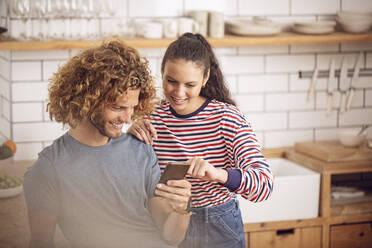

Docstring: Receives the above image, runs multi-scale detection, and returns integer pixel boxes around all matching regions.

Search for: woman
[129,33,274,248]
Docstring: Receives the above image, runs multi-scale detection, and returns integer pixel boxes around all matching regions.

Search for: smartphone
[159,162,190,184]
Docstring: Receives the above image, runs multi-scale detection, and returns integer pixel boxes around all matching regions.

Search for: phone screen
[159,162,190,184]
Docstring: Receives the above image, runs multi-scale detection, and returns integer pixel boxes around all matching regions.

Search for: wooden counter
[285,148,372,248]
[1,32,372,50]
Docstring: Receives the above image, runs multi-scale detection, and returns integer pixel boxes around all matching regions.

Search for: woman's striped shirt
[150,99,274,208]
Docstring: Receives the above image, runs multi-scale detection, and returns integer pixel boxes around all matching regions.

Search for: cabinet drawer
[330,222,372,248]
[248,226,321,248]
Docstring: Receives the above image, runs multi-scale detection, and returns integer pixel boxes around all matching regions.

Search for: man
[23,39,191,248]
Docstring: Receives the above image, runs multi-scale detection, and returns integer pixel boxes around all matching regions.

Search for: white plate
[0,185,23,198]
[294,21,336,29]
[292,25,335,34]
[227,21,282,36]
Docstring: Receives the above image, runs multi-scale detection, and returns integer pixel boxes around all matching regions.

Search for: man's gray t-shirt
[23,133,174,248]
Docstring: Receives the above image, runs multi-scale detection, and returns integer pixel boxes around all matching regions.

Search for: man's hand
[149,179,192,245]
[155,179,191,214]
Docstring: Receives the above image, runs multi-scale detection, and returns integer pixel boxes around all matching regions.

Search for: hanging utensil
[339,56,348,114]
[346,52,362,111]
[326,58,336,116]
[307,65,318,101]
[357,124,370,136]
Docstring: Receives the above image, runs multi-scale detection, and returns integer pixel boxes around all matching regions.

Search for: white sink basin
[238,158,320,223]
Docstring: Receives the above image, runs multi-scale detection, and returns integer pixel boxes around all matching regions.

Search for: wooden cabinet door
[330,223,372,248]
[249,227,321,248]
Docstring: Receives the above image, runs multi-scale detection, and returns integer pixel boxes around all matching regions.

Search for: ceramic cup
[136,21,163,39]
[189,10,209,37]
[209,11,224,38]
[178,18,199,36]
[156,18,178,38]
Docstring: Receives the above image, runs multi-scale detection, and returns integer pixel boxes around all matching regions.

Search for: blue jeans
[179,198,246,248]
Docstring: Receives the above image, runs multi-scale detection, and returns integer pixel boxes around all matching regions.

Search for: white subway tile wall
[0,77,10,100]
[0,57,11,81]
[238,0,290,16]
[12,122,66,143]
[11,50,70,61]
[291,0,339,15]
[266,55,315,73]
[342,0,372,12]
[0,53,10,143]
[239,46,289,55]
[291,44,339,54]
[11,61,42,81]
[341,43,372,52]
[248,113,288,131]
[12,103,43,122]
[2,98,10,120]
[0,0,372,160]
[315,128,339,141]
[366,90,372,106]
[339,109,372,126]
[238,74,288,93]
[266,92,314,111]
[12,82,48,102]
[13,142,44,160]
[265,130,313,148]
[289,111,338,128]
[367,53,372,67]
[235,94,264,112]
[128,0,183,17]
[184,0,232,14]
[220,56,264,74]
[43,60,67,81]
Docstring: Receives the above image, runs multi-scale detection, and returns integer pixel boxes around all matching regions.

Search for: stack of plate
[292,21,336,34]
[226,17,282,36]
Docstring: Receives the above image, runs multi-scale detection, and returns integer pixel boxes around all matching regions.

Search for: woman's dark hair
[161,33,236,106]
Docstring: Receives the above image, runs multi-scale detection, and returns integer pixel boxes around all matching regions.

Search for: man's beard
[89,112,122,139]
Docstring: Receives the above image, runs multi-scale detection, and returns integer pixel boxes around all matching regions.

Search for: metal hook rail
[299,68,372,79]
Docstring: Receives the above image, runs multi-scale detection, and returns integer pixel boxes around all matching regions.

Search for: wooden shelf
[329,213,372,225]
[1,32,372,50]
[331,200,372,217]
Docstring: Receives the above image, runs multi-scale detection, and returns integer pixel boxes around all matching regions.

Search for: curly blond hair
[47,38,156,128]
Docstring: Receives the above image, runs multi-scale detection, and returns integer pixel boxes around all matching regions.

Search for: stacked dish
[292,21,336,34]
[226,17,282,36]
[337,11,372,33]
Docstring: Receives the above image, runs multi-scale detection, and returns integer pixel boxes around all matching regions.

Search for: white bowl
[337,128,367,147]
[0,185,23,198]
[338,19,372,33]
